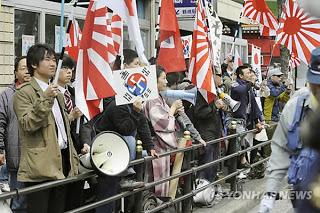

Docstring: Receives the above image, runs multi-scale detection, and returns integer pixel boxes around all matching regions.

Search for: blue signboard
[174,0,197,17]
[174,0,197,7]
[174,0,216,17]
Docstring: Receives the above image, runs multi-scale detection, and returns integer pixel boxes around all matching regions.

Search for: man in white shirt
[13,43,79,213]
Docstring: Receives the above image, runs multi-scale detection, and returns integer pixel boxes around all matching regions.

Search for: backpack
[287,94,320,186]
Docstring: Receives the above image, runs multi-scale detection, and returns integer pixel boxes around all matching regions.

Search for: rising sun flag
[276,0,320,64]
[242,0,279,36]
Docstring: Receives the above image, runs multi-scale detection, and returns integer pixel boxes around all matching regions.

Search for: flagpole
[53,0,82,133]
[230,1,246,57]
[53,0,78,85]
[60,0,65,52]
[153,0,162,59]
[266,43,276,76]
[120,18,124,69]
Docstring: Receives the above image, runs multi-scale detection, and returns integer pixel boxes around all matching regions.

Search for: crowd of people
[1,42,320,213]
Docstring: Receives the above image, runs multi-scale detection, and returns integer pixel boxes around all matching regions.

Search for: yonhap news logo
[225,190,313,200]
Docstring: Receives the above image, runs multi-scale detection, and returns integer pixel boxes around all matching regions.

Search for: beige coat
[13,78,79,182]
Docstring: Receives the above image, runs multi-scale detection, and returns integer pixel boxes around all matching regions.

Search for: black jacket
[95,97,154,152]
[231,78,261,129]
[186,91,222,141]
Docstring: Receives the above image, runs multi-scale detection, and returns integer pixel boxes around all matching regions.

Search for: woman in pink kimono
[144,66,184,196]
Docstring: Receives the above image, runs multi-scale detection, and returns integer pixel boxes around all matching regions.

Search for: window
[15,10,40,57]
[45,14,68,52]
[123,26,149,57]
[136,0,145,19]
[241,46,247,64]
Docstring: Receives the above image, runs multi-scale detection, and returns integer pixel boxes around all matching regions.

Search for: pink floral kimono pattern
[144,95,178,196]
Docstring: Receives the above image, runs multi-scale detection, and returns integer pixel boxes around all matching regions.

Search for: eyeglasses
[216,74,222,77]
[274,75,283,78]
[61,66,74,71]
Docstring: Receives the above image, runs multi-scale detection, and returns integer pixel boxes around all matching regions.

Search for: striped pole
[154,0,162,59]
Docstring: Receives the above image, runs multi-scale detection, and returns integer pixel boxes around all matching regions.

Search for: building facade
[0,0,14,91]
[0,0,247,91]
[175,0,249,64]
[0,0,153,91]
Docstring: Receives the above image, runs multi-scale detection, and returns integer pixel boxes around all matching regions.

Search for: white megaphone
[79,131,131,176]
[161,87,198,105]
[218,92,240,112]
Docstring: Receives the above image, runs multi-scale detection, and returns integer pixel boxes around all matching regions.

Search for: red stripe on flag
[88,64,116,98]
[90,40,109,62]
[75,0,116,120]
[87,100,102,119]
[125,0,134,16]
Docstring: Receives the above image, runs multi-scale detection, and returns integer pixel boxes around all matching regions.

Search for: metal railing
[0,123,274,213]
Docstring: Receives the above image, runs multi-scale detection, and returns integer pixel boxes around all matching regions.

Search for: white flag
[104,0,148,64]
[206,4,223,67]
[251,44,262,84]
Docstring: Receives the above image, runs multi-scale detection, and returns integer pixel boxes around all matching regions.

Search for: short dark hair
[236,65,250,78]
[14,56,27,73]
[166,72,186,87]
[148,57,156,65]
[27,43,55,76]
[55,53,75,69]
[156,65,165,79]
[242,63,252,70]
[221,63,228,74]
[113,49,139,70]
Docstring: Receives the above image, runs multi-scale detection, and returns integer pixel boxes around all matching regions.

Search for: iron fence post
[182,131,192,213]
[228,121,237,192]
[134,140,143,213]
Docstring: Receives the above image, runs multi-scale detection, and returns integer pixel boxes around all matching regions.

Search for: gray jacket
[0,83,21,172]
[265,87,311,192]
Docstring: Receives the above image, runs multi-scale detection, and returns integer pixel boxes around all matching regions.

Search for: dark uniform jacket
[231,78,261,129]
